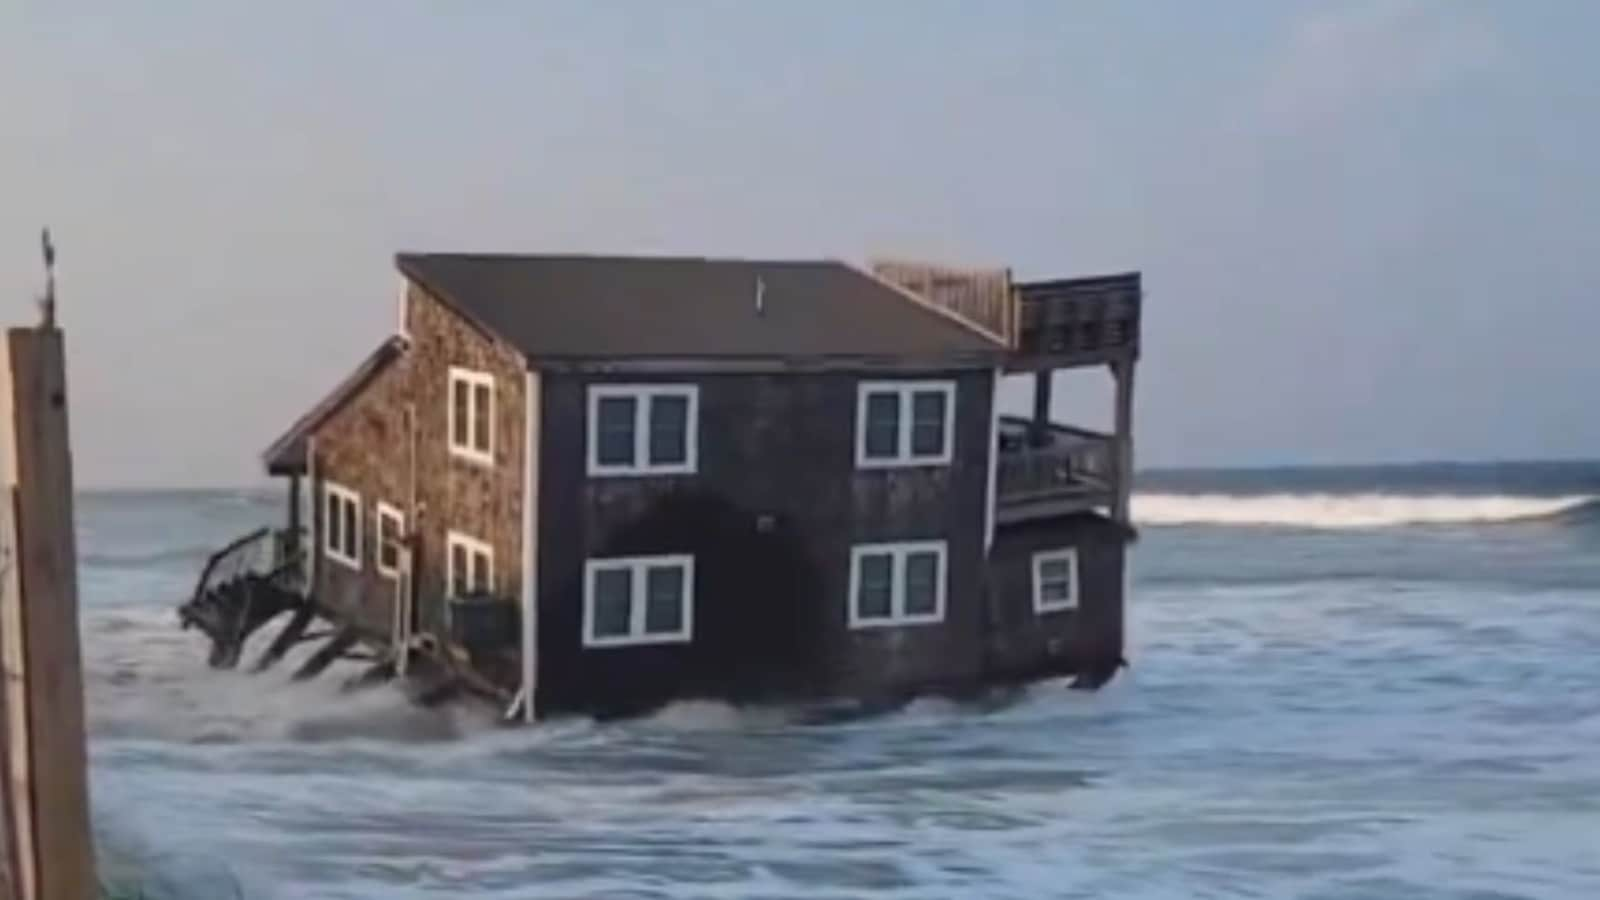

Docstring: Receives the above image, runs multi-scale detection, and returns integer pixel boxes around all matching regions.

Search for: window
[1032,548,1079,613]
[583,554,694,647]
[375,502,405,578]
[586,385,698,476]
[848,540,947,628]
[323,483,362,570]
[856,381,956,467]
[446,531,494,598]
[448,367,495,465]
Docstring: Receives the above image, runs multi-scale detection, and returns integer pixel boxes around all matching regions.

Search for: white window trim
[375,502,405,579]
[323,482,362,571]
[848,540,948,629]
[446,530,495,598]
[855,380,957,469]
[585,384,699,477]
[582,554,695,648]
[396,276,411,341]
[1032,547,1080,613]
[448,366,496,466]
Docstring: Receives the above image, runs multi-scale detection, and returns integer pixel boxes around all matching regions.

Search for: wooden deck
[995,416,1116,523]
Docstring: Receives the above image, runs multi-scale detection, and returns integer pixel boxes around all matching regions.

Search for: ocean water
[80,464,1600,899]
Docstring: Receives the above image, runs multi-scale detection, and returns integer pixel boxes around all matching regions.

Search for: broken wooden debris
[251,602,317,673]
[291,627,361,682]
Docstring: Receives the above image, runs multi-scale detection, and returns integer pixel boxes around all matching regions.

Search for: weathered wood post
[0,308,98,895]
[1110,356,1136,525]
[285,473,302,559]
[1031,368,1053,446]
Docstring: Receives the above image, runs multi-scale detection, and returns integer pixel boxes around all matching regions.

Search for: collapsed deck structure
[180,253,1141,720]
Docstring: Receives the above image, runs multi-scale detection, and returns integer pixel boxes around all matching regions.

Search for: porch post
[285,473,302,557]
[1031,368,1053,446]
[1111,356,1136,524]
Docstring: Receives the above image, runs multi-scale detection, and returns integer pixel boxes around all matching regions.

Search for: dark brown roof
[395,254,1007,362]
[261,335,406,475]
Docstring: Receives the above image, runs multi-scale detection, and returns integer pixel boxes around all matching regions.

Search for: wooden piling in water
[0,325,98,900]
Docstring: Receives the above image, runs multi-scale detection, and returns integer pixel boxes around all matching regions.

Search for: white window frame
[446,530,495,599]
[374,502,405,579]
[323,482,362,570]
[586,384,699,477]
[448,366,496,466]
[1032,547,1080,613]
[848,540,948,629]
[396,276,411,340]
[855,380,957,469]
[582,554,695,647]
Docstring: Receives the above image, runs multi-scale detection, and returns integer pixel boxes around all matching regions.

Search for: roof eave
[258,335,408,477]
[522,349,1007,373]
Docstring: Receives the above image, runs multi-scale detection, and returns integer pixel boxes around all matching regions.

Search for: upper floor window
[587,385,698,477]
[583,554,695,647]
[1032,548,1079,613]
[856,381,956,468]
[447,531,494,598]
[323,483,362,570]
[449,367,495,465]
[848,540,947,628]
[375,502,405,578]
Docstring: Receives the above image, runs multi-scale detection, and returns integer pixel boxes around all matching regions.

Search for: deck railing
[1013,274,1141,362]
[187,527,305,612]
[997,423,1115,508]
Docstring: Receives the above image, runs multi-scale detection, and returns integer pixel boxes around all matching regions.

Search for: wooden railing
[1013,273,1141,363]
[188,527,303,609]
[997,421,1115,507]
[869,259,1013,342]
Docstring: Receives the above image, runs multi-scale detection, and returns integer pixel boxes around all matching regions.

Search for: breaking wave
[1131,493,1598,529]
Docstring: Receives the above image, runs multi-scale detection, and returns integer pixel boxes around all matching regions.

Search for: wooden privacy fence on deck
[869,259,1014,343]
[0,326,97,900]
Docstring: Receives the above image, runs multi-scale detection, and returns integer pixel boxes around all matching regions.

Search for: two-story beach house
[181,253,1142,720]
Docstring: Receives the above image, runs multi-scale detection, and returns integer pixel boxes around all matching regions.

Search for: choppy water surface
[81,468,1600,898]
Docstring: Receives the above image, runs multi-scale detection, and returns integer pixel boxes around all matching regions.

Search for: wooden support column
[0,326,97,900]
[285,473,302,559]
[1031,368,1053,445]
[306,437,321,592]
[1111,356,1136,524]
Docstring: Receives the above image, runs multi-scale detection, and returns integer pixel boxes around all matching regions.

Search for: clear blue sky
[3,1,1596,487]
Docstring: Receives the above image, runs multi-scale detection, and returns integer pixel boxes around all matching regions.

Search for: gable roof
[395,253,1007,363]
[261,335,407,475]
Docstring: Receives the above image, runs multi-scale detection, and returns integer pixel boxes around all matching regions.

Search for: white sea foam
[1131,493,1594,529]
[84,487,1600,898]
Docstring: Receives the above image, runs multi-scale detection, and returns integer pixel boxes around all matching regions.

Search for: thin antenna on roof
[754,275,766,316]
[39,227,57,329]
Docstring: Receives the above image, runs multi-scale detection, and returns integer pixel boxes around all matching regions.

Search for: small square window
[587,386,698,476]
[856,382,955,468]
[448,368,495,465]
[583,555,695,646]
[850,541,946,628]
[323,483,362,570]
[447,532,494,599]
[1032,548,1079,613]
